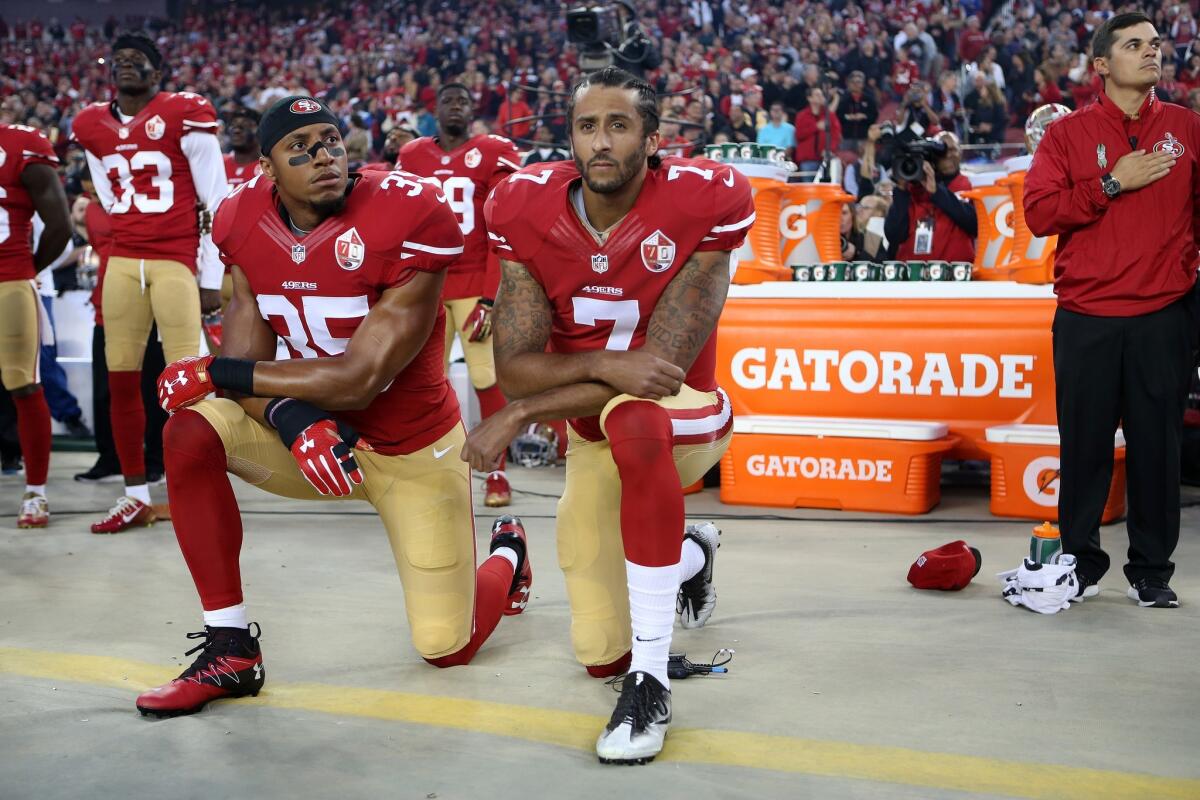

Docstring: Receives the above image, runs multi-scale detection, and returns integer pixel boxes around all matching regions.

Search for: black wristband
[264,398,329,447]
[208,357,257,396]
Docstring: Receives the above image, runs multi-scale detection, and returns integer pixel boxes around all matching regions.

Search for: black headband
[112,35,163,69]
[259,95,341,156]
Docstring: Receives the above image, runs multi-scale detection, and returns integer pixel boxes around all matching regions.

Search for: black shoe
[74,461,123,482]
[64,416,92,439]
[136,624,265,717]
[1127,578,1179,608]
[596,671,673,764]
[146,471,165,486]
[1069,574,1100,603]
[1,455,23,476]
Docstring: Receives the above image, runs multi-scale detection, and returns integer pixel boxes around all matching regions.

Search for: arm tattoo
[493,260,552,364]
[644,251,730,372]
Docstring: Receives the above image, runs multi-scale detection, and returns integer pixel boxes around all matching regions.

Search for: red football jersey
[213,170,466,455]
[223,152,262,186]
[0,124,60,281]
[485,157,755,441]
[71,91,219,269]
[396,134,522,299]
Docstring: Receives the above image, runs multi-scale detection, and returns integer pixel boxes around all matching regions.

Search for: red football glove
[290,419,365,497]
[158,355,215,413]
[463,298,494,343]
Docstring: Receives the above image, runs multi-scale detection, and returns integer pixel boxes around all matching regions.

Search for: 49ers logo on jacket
[334,227,365,270]
[640,230,676,273]
[144,114,166,140]
[1153,132,1185,158]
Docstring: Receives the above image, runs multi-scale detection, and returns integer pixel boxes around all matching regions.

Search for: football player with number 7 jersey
[133,96,532,718]
[0,123,72,529]
[70,33,230,533]
[397,83,524,507]
[464,67,755,765]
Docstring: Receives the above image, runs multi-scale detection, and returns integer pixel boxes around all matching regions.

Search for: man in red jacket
[793,86,841,178]
[1024,12,1200,609]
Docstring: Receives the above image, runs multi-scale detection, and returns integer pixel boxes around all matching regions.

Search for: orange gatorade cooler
[962,183,1015,279]
[980,424,1126,522]
[719,416,958,514]
[775,183,853,274]
[997,171,1056,285]
[732,177,792,284]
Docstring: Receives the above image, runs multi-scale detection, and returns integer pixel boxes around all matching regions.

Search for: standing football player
[397,84,523,507]
[465,67,754,765]
[136,96,532,717]
[0,123,72,527]
[222,105,262,187]
[70,33,229,533]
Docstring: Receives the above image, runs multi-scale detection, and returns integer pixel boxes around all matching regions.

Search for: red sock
[476,383,508,470]
[606,401,683,567]
[164,410,244,610]
[13,388,51,485]
[586,650,632,678]
[109,370,146,478]
[425,554,513,668]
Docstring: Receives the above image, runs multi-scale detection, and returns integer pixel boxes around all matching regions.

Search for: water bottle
[1029,522,1062,564]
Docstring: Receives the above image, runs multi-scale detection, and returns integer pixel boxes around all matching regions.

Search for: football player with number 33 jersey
[465,67,755,764]
[397,83,524,507]
[133,96,532,718]
[69,33,230,533]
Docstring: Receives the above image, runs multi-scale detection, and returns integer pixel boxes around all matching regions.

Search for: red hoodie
[1024,90,1200,316]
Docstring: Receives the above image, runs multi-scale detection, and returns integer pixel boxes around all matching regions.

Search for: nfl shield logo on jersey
[335,227,365,270]
[464,147,482,168]
[291,243,306,264]
[144,115,166,140]
[591,254,609,273]
[640,230,676,273]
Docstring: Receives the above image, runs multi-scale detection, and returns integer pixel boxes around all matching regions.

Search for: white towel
[998,555,1078,615]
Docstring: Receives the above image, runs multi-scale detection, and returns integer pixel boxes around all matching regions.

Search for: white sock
[25,484,46,498]
[125,483,151,505]
[680,537,705,582]
[491,546,519,570]
[626,560,679,688]
[203,604,248,629]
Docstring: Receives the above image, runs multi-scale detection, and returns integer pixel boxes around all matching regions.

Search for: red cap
[907,540,982,591]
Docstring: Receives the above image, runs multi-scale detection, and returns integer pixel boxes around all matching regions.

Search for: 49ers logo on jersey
[144,115,166,140]
[640,230,676,273]
[335,227,365,270]
[464,147,482,168]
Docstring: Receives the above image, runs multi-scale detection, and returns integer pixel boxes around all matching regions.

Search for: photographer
[883,131,976,261]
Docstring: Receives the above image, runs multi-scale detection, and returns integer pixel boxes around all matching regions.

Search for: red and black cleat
[136,624,265,718]
[490,514,532,615]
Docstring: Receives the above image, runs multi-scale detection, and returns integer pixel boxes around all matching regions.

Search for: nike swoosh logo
[433,445,453,459]
[723,171,735,187]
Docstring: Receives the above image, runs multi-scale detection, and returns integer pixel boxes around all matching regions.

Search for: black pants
[91,324,167,474]
[1053,290,1199,584]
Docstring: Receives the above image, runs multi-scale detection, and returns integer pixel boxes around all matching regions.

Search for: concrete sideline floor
[2,452,1198,800]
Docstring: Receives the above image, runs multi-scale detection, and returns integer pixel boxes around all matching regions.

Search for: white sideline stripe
[402,241,465,255]
[670,389,732,437]
[709,212,756,234]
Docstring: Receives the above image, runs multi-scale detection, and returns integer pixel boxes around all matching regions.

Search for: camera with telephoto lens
[892,137,948,185]
[567,2,660,74]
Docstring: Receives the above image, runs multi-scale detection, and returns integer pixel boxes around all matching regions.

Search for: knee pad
[571,615,632,669]
[164,409,226,469]
[413,623,469,662]
[604,400,672,447]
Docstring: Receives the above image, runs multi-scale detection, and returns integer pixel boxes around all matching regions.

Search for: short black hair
[437,82,470,99]
[225,105,260,125]
[1091,11,1154,59]
[566,66,659,137]
[112,31,163,69]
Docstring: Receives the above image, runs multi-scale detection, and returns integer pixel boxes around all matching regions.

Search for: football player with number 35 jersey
[133,96,532,719]
[465,67,755,764]
[70,33,230,533]
[0,124,72,529]
[397,83,523,507]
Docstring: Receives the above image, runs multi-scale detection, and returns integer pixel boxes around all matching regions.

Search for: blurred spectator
[1189,88,1200,116]
[344,114,371,165]
[496,87,533,142]
[959,16,990,64]
[757,102,795,158]
[964,76,1008,149]
[794,86,841,177]
[892,46,922,101]
[837,71,878,150]
[523,124,570,165]
[929,72,965,140]
[1157,61,1187,105]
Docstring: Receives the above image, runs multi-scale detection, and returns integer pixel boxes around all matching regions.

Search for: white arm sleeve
[181,133,230,291]
[84,151,117,213]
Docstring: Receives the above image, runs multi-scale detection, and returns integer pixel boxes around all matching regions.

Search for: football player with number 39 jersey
[133,96,532,719]
[0,124,72,529]
[465,67,755,765]
[69,33,230,533]
[397,83,523,507]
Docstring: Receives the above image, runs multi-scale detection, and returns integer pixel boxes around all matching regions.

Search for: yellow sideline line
[2,647,1197,799]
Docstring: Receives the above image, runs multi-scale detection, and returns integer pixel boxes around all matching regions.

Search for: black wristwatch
[1100,172,1122,199]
